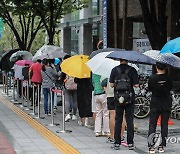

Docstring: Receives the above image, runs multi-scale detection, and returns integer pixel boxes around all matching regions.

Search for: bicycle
[134,75,151,119]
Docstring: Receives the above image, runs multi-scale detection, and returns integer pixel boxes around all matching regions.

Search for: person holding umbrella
[147,62,173,153]
[109,59,139,150]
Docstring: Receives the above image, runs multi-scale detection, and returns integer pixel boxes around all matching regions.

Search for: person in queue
[148,62,173,154]
[29,59,42,106]
[109,59,139,150]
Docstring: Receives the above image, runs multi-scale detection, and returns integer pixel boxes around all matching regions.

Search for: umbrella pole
[56,89,72,133]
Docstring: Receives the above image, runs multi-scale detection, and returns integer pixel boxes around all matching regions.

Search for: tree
[27,0,89,45]
[139,0,167,50]
[0,0,44,51]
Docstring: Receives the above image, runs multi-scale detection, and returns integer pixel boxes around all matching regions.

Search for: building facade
[59,0,103,56]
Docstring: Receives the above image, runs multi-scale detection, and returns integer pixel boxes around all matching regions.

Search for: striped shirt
[41,66,58,88]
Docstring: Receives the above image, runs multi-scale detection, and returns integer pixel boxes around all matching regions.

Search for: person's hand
[51,63,55,68]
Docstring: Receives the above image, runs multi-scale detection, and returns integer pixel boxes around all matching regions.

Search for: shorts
[107,97,115,110]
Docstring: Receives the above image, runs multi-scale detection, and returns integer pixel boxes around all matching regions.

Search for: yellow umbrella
[60,55,91,78]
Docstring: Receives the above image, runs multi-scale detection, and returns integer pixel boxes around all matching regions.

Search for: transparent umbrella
[144,50,180,68]
[10,51,32,62]
[32,45,67,62]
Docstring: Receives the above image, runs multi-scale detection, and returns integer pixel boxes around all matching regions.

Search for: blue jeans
[43,88,50,114]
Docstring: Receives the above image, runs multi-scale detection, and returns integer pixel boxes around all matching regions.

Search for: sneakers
[149,147,155,154]
[53,106,57,111]
[84,123,93,128]
[158,146,164,153]
[65,114,71,122]
[106,137,115,144]
[95,132,102,137]
[72,115,77,121]
[78,121,83,126]
[121,136,125,142]
[128,144,135,150]
[102,132,110,137]
[111,143,120,150]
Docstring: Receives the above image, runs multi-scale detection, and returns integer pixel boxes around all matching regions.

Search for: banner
[103,0,107,48]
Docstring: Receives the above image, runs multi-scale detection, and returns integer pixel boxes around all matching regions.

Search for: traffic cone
[157,115,174,126]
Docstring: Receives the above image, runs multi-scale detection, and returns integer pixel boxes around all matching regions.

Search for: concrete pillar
[60,14,71,54]
[79,1,93,55]
[63,27,71,55]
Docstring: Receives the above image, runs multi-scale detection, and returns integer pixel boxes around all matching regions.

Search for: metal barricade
[48,88,60,126]
[29,84,36,115]
[56,89,72,133]
[10,78,17,102]
[24,80,30,111]
[34,84,44,119]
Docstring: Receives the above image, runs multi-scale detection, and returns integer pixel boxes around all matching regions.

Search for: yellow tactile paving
[0,95,80,154]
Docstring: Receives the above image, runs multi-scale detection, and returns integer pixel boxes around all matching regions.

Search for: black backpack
[114,67,132,105]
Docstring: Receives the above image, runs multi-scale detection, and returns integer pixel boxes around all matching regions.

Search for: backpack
[114,67,132,105]
[64,76,77,90]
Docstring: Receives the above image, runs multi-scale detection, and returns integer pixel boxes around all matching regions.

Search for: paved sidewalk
[1,86,180,154]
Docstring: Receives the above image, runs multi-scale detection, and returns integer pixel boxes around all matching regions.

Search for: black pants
[114,102,134,145]
[148,109,170,147]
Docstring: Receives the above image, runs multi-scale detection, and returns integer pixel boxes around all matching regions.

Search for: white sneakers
[65,114,77,122]
[65,114,71,122]
[72,115,77,121]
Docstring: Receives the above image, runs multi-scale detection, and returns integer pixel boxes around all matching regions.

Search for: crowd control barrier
[48,88,61,126]
[56,88,72,133]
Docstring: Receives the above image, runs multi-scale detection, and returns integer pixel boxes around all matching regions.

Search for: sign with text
[133,38,152,75]
[133,38,152,53]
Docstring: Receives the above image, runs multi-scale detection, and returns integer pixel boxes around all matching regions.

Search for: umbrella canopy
[15,60,34,66]
[60,55,91,78]
[89,48,125,59]
[160,37,180,54]
[86,52,139,78]
[32,45,67,62]
[144,50,180,68]
[0,49,20,71]
[106,50,156,65]
[10,50,33,62]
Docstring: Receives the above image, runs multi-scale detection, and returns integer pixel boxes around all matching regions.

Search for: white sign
[133,38,152,75]
[133,38,152,53]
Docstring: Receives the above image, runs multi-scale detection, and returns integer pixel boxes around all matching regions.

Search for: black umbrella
[89,48,125,59]
[106,50,156,65]
[0,49,20,71]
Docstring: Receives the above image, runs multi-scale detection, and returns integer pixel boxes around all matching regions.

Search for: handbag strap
[44,71,54,82]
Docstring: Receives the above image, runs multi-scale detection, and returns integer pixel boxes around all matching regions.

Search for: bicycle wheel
[134,96,150,119]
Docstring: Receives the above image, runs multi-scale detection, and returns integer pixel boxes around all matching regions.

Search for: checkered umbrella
[143,50,180,68]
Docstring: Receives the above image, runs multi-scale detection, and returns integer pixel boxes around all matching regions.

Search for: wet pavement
[0,85,180,154]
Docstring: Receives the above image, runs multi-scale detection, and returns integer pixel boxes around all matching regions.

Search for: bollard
[56,89,72,133]
[34,84,44,119]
